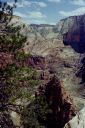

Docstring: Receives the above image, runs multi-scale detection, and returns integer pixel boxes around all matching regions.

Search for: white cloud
[8,0,47,8]
[26,19,47,24]
[23,19,56,25]
[23,1,32,7]
[28,11,47,19]
[14,11,27,18]
[14,10,47,25]
[15,0,32,7]
[27,11,47,24]
[7,2,13,7]
[70,0,85,6]
[33,2,47,7]
[17,1,31,7]
[59,7,85,17]
[48,22,56,25]
[8,1,31,8]
[48,0,61,3]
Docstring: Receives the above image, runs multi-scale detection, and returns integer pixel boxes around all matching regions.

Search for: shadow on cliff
[63,32,85,53]
[63,32,85,84]
[34,76,76,128]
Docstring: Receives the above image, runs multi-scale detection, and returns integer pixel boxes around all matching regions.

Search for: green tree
[0,0,17,24]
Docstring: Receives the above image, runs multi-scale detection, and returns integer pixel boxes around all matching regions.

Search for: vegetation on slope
[0,24,40,127]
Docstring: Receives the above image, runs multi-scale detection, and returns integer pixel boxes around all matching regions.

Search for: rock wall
[58,14,85,53]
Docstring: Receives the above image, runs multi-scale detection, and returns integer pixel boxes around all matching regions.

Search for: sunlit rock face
[64,107,85,128]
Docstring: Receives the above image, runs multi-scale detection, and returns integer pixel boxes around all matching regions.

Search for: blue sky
[5,0,85,24]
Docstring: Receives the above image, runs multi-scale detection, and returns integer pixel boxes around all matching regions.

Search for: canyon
[1,14,85,127]
[19,14,85,109]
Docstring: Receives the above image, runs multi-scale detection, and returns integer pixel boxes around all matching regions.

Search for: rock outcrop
[64,107,85,128]
[35,76,76,128]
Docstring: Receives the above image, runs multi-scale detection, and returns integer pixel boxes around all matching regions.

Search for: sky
[4,0,85,24]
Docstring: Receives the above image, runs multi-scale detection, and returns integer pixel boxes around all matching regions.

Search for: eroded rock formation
[35,75,76,128]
